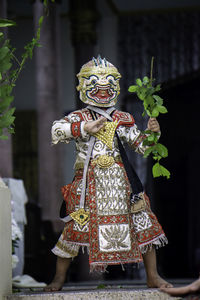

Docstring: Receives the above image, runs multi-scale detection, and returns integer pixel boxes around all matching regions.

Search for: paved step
[5,287,181,300]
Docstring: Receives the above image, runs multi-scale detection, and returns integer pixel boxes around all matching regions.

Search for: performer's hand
[147,118,160,132]
[84,117,107,134]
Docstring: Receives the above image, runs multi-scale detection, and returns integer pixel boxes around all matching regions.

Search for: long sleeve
[117,124,154,155]
[51,112,89,145]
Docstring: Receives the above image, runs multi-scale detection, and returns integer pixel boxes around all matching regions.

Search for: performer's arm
[84,117,106,134]
[117,118,160,155]
[51,112,91,144]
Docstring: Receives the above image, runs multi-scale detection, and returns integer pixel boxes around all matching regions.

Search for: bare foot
[147,274,173,288]
[160,278,200,296]
[44,275,65,292]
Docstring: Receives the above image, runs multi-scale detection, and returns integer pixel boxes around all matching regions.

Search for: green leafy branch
[128,57,170,179]
[11,16,44,84]
[0,16,44,140]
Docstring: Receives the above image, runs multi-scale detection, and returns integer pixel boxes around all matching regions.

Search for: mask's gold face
[77,57,121,107]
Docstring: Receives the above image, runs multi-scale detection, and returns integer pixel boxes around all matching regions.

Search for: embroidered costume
[51,56,167,272]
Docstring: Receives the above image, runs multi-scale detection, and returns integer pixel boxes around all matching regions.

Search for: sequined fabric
[52,108,167,271]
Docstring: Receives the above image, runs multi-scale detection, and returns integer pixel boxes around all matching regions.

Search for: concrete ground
[4,279,200,300]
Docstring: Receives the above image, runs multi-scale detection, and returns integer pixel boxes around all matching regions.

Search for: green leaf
[152,154,161,161]
[8,127,15,134]
[146,109,152,117]
[143,76,149,84]
[0,18,16,27]
[152,162,162,177]
[0,107,15,127]
[155,143,168,158]
[0,96,14,112]
[136,78,142,87]
[137,87,147,100]
[143,101,148,111]
[160,165,171,179]
[153,132,160,143]
[145,95,154,107]
[154,84,161,92]
[152,162,170,179]
[0,46,10,61]
[0,84,13,98]
[0,59,12,73]
[143,139,151,146]
[39,16,44,26]
[142,130,152,134]
[157,105,168,114]
[136,93,144,100]
[144,146,155,158]
[153,95,163,105]
[43,0,48,7]
[128,85,137,93]
[146,87,156,96]
[147,134,155,142]
[151,107,159,117]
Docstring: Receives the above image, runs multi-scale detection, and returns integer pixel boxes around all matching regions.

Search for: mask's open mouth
[88,85,115,103]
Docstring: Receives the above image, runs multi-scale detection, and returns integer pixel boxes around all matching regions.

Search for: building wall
[8,0,118,187]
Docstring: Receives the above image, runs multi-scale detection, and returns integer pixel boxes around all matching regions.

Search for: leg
[143,247,173,288]
[160,278,200,296]
[44,257,71,292]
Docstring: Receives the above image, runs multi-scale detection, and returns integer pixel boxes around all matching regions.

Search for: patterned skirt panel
[52,162,167,268]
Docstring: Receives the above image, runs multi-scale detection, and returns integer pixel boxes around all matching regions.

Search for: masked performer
[45,56,172,291]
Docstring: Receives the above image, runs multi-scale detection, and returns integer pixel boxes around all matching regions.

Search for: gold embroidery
[75,156,122,170]
[74,162,84,170]
[92,120,118,149]
[56,240,79,257]
[70,208,90,226]
[100,225,129,250]
[95,155,115,168]
[94,164,129,215]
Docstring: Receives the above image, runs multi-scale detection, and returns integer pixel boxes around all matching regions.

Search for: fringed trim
[90,263,108,274]
[52,236,89,259]
[52,245,74,258]
[90,257,143,274]
[61,240,89,247]
[139,234,168,254]
[81,245,90,255]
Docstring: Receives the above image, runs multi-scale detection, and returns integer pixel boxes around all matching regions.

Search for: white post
[0,180,12,299]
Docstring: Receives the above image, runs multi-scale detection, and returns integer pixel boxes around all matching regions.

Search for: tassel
[121,263,125,271]
[140,234,168,254]
[90,263,108,274]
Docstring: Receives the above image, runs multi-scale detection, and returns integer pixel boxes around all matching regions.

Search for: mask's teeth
[98,85,110,90]
[91,87,98,95]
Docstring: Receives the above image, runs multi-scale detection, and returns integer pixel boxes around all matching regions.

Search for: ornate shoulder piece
[64,108,93,123]
[112,110,135,127]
